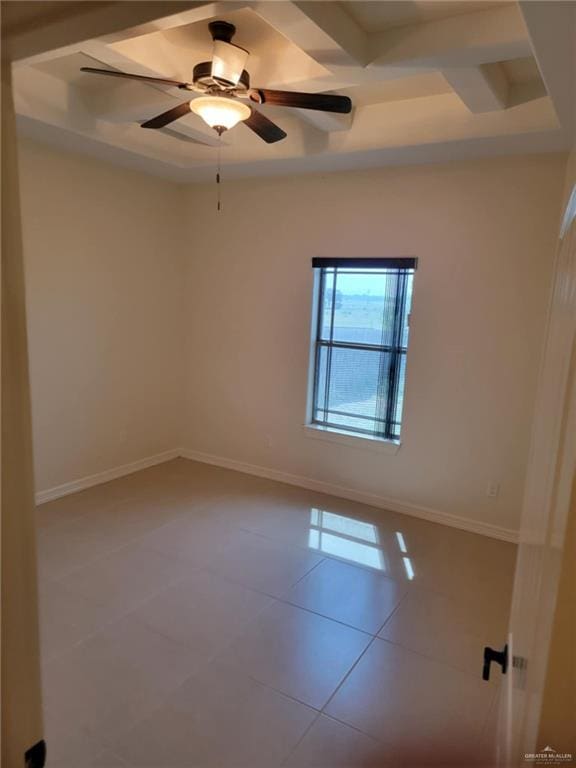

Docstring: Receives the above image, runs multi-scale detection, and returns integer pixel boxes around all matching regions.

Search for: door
[498,178,576,764]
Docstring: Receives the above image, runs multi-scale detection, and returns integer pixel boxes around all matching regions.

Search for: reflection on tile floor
[36,458,516,767]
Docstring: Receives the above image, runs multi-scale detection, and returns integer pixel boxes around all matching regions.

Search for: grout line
[179,451,519,544]
[43,494,233,583]
[314,709,397,747]
[371,634,498,687]
[319,634,379,717]
[282,554,327,589]
[280,709,323,766]
[372,589,410,637]
[40,565,202,668]
[241,672,323,713]
[272,597,376,638]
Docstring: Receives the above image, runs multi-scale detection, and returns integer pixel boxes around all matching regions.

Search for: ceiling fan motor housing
[192,61,250,93]
[208,20,236,43]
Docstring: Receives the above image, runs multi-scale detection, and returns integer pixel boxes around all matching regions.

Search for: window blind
[311,257,416,441]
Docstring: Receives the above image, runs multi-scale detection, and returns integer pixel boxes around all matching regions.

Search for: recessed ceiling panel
[341,0,508,32]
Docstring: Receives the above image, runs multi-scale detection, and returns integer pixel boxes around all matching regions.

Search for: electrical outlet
[486,482,500,498]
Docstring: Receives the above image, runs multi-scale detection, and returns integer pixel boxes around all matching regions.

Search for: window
[308,257,416,442]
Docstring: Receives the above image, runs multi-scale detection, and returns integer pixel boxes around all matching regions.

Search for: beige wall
[18,137,185,492]
[19,139,567,536]
[181,154,566,535]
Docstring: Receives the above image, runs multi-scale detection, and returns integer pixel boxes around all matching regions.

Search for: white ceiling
[11,1,576,181]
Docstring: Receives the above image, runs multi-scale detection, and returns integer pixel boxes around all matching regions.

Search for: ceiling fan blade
[243,109,287,143]
[80,67,189,89]
[251,89,352,114]
[141,102,192,129]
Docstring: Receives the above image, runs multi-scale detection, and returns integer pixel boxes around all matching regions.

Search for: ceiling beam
[442,63,509,113]
[368,5,531,70]
[251,1,368,69]
[518,0,576,135]
[292,2,369,66]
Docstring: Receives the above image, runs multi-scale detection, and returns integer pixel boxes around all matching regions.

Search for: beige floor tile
[285,715,399,767]
[226,495,395,563]
[211,489,313,531]
[378,587,505,678]
[36,522,122,581]
[151,459,282,500]
[45,741,128,768]
[205,530,324,598]
[218,601,371,709]
[90,493,194,529]
[90,751,129,767]
[36,458,231,535]
[251,495,516,607]
[227,494,509,603]
[35,458,517,768]
[42,616,200,749]
[138,513,250,567]
[80,458,223,503]
[39,580,113,663]
[59,501,175,545]
[325,638,495,762]
[56,544,192,621]
[36,498,184,581]
[43,707,104,768]
[131,569,274,658]
[284,558,407,634]
[381,526,516,607]
[94,752,129,767]
[35,487,118,529]
[113,657,317,767]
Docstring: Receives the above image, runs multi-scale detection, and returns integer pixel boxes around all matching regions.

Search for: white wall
[181,154,567,536]
[18,137,184,492]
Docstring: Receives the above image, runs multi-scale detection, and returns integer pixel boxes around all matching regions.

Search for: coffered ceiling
[10,1,576,180]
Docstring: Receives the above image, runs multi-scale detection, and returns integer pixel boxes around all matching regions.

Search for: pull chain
[216,133,222,212]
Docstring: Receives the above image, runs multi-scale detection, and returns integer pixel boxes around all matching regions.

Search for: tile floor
[36,458,516,767]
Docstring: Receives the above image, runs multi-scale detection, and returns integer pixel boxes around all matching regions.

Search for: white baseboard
[180,447,519,544]
[35,449,180,505]
[35,444,518,543]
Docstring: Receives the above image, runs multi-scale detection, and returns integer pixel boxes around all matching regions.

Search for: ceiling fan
[80,20,352,144]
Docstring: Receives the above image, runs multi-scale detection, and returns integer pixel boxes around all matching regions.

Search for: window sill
[302,424,401,454]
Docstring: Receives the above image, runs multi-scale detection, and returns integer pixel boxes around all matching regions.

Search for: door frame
[500,171,576,764]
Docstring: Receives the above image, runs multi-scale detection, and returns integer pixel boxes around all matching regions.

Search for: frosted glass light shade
[211,40,249,86]
[190,96,251,130]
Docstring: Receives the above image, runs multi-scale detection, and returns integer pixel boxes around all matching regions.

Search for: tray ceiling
[11,1,575,180]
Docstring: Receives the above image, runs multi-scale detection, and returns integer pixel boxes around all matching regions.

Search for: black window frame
[310,257,417,442]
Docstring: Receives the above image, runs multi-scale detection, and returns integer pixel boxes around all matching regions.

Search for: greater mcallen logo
[525,746,573,764]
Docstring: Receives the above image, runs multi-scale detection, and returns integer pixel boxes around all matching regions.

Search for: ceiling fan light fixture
[211,40,249,86]
[190,95,251,131]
